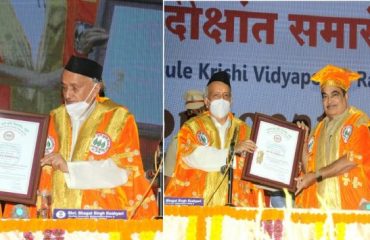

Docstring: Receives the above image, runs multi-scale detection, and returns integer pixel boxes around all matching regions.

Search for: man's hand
[296,121,310,173]
[296,121,310,142]
[41,153,69,173]
[235,140,257,156]
[295,172,316,196]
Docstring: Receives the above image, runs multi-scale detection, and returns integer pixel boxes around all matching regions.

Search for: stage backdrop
[103,1,163,128]
[102,1,163,170]
[164,1,370,149]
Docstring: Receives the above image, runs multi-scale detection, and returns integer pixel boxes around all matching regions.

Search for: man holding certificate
[4,56,157,219]
[165,71,263,207]
[295,64,370,210]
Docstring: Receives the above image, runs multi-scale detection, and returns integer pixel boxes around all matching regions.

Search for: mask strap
[78,83,98,119]
[84,83,98,104]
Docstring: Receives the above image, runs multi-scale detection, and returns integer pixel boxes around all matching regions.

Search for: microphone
[220,164,228,174]
[220,125,239,173]
[145,169,156,180]
[206,126,239,206]
[225,126,239,207]
[227,126,238,164]
[145,138,163,180]
[154,139,163,172]
[155,139,164,219]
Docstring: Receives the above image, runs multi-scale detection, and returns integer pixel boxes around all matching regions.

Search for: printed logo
[273,135,282,143]
[55,210,67,219]
[308,137,314,153]
[341,125,352,143]
[3,131,15,141]
[196,131,209,146]
[45,136,55,155]
[90,132,111,155]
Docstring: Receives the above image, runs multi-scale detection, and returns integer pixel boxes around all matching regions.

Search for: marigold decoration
[138,231,155,240]
[336,223,346,240]
[209,215,223,240]
[109,232,121,240]
[185,216,197,240]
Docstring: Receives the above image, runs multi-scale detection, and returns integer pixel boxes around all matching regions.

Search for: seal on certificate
[256,150,264,164]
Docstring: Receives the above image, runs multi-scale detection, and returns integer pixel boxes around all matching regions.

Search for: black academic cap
[65,56,102,81]
[207,71,231,88]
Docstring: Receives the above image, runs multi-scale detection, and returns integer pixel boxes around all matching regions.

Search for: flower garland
[209,215,223,240]
[109,232,121,240]
[335,223,346,240]
[131,231,162,240]
[314,222,323,240]
[136,231,157,240]
[23,229,65,240]
[185,216,197,240]
[1,231,110,240]
[165,206,370,240]
[262,219,284,240]
[1,218,162,240]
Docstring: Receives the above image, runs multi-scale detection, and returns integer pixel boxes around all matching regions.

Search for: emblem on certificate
[256,150,264,164]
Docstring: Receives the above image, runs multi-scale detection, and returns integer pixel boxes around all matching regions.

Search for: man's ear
[204,98,210,109]
[342,91,349,104]
[94,83,102,95]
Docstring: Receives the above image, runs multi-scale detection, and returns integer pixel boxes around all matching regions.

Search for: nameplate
[53,209,127,219]
[164,197,204,206]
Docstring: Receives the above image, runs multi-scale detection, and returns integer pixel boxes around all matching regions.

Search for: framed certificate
[241,113,304,192]
[0,109,49,204]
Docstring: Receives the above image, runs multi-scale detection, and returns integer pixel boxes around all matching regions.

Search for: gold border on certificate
[0,109,49,205]
[241,113,304,192]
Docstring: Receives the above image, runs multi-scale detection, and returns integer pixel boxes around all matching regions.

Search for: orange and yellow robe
[166,111,263,207]
[4,97,157,219]
[296,106,370,209]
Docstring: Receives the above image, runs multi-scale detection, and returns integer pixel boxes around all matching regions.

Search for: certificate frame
[241,113,304,192]
[0,109,49,204]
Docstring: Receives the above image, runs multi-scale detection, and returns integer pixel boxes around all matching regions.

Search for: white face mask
[66,83,97,119]
[209,98,230,119]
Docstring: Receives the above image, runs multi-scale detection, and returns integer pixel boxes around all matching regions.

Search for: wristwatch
[315,170,323,182]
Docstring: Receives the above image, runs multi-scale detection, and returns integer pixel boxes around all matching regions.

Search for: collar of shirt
[211,116,231,148]
[324,107,350,135]
[70,100,97,158]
